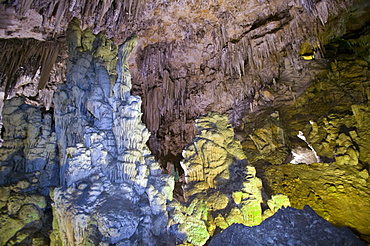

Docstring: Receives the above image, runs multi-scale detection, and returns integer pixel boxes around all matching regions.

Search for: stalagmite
[50,20,173,245]
[169,112,275,245]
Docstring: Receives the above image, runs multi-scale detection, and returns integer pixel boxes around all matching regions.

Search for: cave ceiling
[1,0,370,163]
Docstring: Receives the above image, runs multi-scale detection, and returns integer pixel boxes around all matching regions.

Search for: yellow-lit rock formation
[170,112,289,245]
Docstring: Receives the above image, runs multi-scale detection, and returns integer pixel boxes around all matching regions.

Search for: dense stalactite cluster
[1,0,368,167]
[0,39,60,96]
[131,0,367,165]
[2,0,141,39]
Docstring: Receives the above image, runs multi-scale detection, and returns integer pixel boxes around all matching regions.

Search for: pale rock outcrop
[50,20,173,246]
[181,112,249,191]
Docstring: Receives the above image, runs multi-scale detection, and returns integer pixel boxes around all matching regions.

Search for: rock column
[51,19,173,246]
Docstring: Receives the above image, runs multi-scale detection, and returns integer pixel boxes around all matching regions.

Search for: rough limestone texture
[264,163,370,242]
[128,0,368,164]
[209,206,366,246]
[2,0,369,170]
[235,32,370,242]
[50,20,173,246]
[300,102,370,168]
[169,112,288,245]
[0,186,49,246]
[1,1,369,245]
[3,0,369,173]
[241,110,291,165]
[0,97,59,245]
[0,97,59,191]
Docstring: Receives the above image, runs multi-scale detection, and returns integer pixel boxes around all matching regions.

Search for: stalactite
[5,0,142,40]
[38,43,60,89]
[100,0,113,22]
[54,0,67,34]
[19,0,32,15]
[0,39,60,98]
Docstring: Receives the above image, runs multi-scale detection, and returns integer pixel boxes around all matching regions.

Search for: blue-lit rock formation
[50,19,173,246]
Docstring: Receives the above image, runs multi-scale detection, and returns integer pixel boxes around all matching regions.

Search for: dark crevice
[229,9,292,44]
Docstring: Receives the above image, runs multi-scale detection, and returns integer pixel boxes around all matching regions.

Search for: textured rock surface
[0,186,50,246]
[239,31,370,242]
[0,38,67,147]
[209,206,366,246]
[3,0,361,166]
[0,97,59,190]
[0,97,58,245]
[169,112,289,245]
[130,0,369,163]
[50,20,173,246]
[264,163,370,242]
[0,0,370,245]
[1,0,369,166]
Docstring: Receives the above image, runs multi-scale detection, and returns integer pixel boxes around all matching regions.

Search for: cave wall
[129,0,369,162]
[2,0,368,164]
[239,30,370,242]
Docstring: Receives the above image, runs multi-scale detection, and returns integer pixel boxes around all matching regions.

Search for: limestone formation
[0,185,49,245]
[0,97,59,190]
[0,96,58,244]
[238,36,370,242]
[181,113,251,190]
[170,112,289,245]
[50,20,173,246]
[0,0,370,244]
[264,162,370,242]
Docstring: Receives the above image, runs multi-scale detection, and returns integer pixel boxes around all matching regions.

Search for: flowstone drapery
[50,19,173,246]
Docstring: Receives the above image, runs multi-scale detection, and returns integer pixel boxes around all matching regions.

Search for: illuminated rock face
[170,112,289,245]
[0,97,59,190]
[181,112,248,190]
[260,100,370,242]
[0,97,58,245]
[238,35,370,243]
[265,163,370,240]
[50,20,173,246]
[0,0,369,167]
